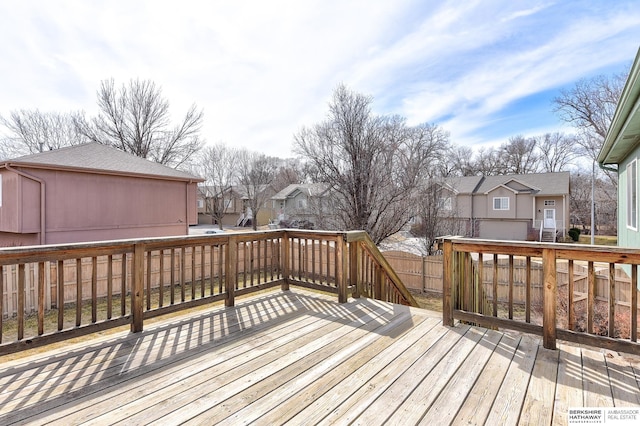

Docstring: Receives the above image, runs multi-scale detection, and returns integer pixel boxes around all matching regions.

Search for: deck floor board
[1,289,639,426]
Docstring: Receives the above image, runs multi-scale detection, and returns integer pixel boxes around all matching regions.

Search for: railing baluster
[107,255,112,320]
[191,246,196,300]
[588,261,595,334]
[76,258,82,327]
[91,256,97,323]
[508,255,514,320]
[526,256,532,323]
[0,265,3,343]
[490,254,497,315]
[477,253,484,314]
[180,248,186,302]
[170,248,176,305]
[159,250,164,307]
[146,250,152,311]
[121,254,127,317]
[568,259,574,330]
[632,265,637,342]
[609,263,616,338]
[18,264,25,340]
[38,262,45,335]
[201,244,206,297]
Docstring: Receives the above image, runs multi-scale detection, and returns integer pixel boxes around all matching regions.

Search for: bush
[568,228,580,241]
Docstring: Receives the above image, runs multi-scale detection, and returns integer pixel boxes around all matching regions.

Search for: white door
[544,209,556,228]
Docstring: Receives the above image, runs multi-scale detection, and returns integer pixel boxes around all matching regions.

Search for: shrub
[568,228,580,241]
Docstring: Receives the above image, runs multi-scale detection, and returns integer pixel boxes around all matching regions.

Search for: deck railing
[442,237,640,354]
[0,229,416,355]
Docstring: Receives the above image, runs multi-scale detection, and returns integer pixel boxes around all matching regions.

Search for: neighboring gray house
[197,184,276,228]
[0,143,203,246]
[271,183,331,228]
[597,47,640,248]
[440,172,571,241]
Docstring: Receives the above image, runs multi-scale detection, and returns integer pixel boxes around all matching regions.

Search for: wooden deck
[1,289,639,425]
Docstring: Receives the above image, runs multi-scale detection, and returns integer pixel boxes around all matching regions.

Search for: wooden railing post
[131,243,144,333]
[442,239,454,327]
[542,247,557,350]
[282,231,290,291]
[226,236,237,307]
[350,241,360,299]
[336,234,347,303]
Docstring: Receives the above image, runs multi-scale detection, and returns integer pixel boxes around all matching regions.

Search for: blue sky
[1,0,639,158]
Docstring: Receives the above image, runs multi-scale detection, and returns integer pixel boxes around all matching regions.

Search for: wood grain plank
[552,343,584,426]
[452,332,522,425]
[518,346,560,426]
[418,328,504,425]
[581,347,614,408]
[288,325,471,426]
[484,335,539,425]
[0,291,347,424]
[603,350,640,407]
[247,317,443,426]
[374,327,487,426]
[193,314,437,425]
[0,291,311,397]
[94,300,401,425]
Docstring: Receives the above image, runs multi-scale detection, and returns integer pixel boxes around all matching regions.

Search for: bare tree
[237,150,279,231]
[535,132,579,173]
[472,147,504,176]
[413,176,466,255]
[198,144,240,229]
[499,135,540,174]
[0,110,89,159]
[271,158,304,192]
[294,84,448,244]
[553,72,627,162]
[79,78,204,167]
[569,169,593,231]
[446,144,477,177]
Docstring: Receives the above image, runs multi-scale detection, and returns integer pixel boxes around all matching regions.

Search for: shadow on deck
[1,289,639,425]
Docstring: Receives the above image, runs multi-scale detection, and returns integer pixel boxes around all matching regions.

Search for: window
[493,197,509,210]
[627,159,637,229]
[544,200,555,206]
[297,198,307,209]
[197,199,204,209]
[438,196,452,211]
[224,198,233,209]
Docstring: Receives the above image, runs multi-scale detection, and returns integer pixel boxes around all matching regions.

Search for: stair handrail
[345,231,419,307]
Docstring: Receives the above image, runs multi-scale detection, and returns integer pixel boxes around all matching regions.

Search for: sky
[1,0,640,159]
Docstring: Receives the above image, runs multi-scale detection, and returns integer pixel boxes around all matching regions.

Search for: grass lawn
[412,291,443,312]
[577,235,617,246]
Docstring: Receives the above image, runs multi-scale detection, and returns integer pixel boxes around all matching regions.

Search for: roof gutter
[2,163,47,244]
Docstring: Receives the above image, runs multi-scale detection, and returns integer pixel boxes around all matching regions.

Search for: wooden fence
[383,250,640,310]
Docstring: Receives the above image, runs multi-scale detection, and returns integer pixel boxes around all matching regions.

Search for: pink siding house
[0,143,203,246]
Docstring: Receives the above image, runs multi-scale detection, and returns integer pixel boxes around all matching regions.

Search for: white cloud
[0,0,639,158]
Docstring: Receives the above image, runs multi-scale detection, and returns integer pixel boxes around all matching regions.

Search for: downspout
[4,164,46,244]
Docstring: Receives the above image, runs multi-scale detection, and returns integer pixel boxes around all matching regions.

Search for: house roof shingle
[445,172,569,196]
[272,183,330,200]
[4,142,202,181]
